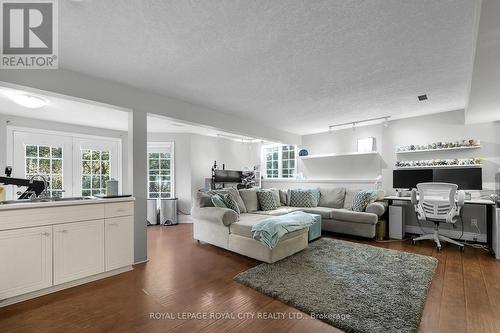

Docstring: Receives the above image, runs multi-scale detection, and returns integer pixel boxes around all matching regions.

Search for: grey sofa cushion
[343,188,359,210]
[196,192,214,208]
[211,188,247,213]
[251,207,303,216]
[268,188,282,207]
[319,188,346,208]
[299,207,337,219]
[279,190,288,205]
[331,209,378,225]
[239,189,259,212]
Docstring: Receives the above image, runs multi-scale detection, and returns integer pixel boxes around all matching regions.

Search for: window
[10,129,121,199]
[25,144,64,197]
[263,145,296,179]
[81,149,111,196]
[148,143,174,199]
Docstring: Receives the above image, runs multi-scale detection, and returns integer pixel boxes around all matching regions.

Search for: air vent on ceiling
[418,94,428,101]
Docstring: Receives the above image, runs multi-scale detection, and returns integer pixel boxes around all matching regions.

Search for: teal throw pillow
[352,190,375,212]
[288,190,315,207]
[223,194,240,215]
[257,190,278,211]
[211,194,227,208]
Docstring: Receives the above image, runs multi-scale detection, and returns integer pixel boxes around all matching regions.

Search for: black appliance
[213,170,243,183]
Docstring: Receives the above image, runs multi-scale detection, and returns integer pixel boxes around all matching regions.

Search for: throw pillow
[210,188,247,213]
[279,189,288,206]
[288,190,315,207]
[352,190,375,212]
[197,192,214,207]
[268,188,281,207]
[211,194,227,208]
[308,188,321,207]
[257,190,278,211]
[223,194,240,215]
[238,189,259,212]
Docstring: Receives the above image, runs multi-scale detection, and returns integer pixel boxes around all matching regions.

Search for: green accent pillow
[257,190,278,211]
[223,194,240,215]
[211,194,227,208]
[288,190,315,207]
[352,190,375,212]
[308,188,321,207]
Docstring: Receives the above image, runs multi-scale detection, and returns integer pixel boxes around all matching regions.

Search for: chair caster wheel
[460,246,465,252]
[436,246,441,252]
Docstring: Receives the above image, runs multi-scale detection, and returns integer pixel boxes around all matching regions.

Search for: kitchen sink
[0,196,95,205]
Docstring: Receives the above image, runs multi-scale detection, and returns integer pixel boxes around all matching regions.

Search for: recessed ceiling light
[10,94,47,108]
[418,94,428,101]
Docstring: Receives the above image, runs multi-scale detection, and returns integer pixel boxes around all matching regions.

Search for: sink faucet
[29,174,49,198]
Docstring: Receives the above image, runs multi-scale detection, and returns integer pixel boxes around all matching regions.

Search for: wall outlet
[471,219,478,228]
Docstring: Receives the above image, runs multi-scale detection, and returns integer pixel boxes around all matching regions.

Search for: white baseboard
[405,225,486,243]
[0,266,133,308]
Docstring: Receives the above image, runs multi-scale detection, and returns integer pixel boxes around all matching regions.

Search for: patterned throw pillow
[257,190,278,211]
[352,190,375,212]
[288,190,315,207]
[211,194,227,208]
[223,194,240,215]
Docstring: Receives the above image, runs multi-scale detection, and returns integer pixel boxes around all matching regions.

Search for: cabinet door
[105,216,134,271]
[0,226,52,300]
[54,220,104,285]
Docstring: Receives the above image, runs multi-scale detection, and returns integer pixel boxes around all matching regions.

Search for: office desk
[384,196,496,250]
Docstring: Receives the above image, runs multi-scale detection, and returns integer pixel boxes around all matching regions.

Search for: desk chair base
[413,229,464,251]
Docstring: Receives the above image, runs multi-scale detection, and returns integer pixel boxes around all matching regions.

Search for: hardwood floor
[1,223,500,333]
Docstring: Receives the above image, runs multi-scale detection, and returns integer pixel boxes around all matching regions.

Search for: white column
[128,110,148,263]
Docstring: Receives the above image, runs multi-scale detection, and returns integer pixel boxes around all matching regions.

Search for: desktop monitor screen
[214,170,242,183]
[393,169,433,189]
[433,168,482,190]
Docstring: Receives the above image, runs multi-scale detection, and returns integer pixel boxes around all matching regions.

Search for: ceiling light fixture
[329,116,391,132]
[10,94,47,108]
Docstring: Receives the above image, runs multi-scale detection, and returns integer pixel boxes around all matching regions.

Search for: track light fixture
[328,116,391,132]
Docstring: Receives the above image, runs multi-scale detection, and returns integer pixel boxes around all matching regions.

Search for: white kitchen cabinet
[0,226,53,300]
[105,216,134,271]
[53,220,105,285]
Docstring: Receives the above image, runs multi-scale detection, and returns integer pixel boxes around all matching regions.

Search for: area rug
[234,238,437,333]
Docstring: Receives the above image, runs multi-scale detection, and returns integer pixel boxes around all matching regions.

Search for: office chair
[411,182,465,251]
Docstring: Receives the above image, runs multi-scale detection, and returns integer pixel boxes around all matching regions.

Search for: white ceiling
[58,0,479,135]
[0,86,258,140]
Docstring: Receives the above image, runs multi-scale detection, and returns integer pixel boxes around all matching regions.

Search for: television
[433,168,482,190]
[214,170,243,183]
[393,169,433,189]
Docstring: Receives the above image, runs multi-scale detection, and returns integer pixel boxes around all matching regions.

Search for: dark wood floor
[1,223,500,333]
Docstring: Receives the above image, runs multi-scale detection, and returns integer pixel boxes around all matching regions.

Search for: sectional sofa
[191,187,387,263]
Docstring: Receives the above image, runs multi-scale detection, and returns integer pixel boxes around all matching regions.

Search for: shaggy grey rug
[235,238,437,333]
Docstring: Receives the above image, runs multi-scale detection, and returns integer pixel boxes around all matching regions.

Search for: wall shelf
[395,164,482,170]
[396,146,481,154]
[299,151,379,160]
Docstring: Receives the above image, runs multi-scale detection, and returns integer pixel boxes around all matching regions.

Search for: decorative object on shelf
[357,137,375,152]
[298,149,309,157]
[395,158,482,168]
[396,139,481,152]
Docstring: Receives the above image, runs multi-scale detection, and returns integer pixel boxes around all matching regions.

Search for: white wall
[300,110,500,194]
[147,132,261,215]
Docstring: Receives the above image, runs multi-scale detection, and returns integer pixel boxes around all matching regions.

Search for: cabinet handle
[41,232,51,236]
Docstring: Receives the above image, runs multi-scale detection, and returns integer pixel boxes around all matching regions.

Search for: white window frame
[7,126,122,199]
[261,144,297,179]
[73,138,121,196]
[147,142,175,199]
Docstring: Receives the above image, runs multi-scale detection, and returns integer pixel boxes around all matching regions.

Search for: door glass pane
[24,144,63,197]
[81,149,111,196]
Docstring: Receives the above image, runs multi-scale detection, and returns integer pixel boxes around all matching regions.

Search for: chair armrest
[365,201,387,217]
[191,206,239,226]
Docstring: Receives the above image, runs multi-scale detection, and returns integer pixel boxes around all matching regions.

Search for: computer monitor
[433,168,482,190]
[393,169,433,189]
[214,170,243,183]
